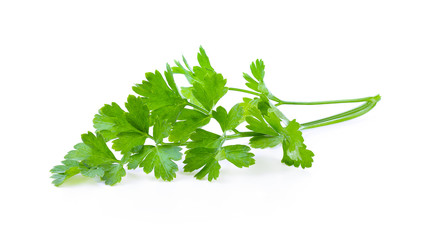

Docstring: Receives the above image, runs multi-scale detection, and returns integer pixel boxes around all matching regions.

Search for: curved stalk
[300,99,380,130]
[300,102,372,127]
[275,95,379,106]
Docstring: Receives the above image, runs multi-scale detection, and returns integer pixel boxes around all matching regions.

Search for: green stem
[228,87,261,96]
[301,102,372,127]
[186,101,209,114]
[275,95,380,106]
[232,128,240,134]
[147,134,155,140]
[227,87,381,130]
[230,87,380,106]
[161,142,188,146]
[226,132,265,140]
[300,99,379,130]
[160,132,265,147]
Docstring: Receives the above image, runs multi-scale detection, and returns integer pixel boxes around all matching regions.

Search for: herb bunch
[50,47,381,186]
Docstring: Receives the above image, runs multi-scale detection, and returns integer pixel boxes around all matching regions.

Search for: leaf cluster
[51,47,314,186]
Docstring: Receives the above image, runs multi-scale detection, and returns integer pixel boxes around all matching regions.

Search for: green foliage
[153,117,171,144]
[51,46,379,186]
[93,102,131,141]
[184,147,222,181]
[169,109,210,143]
[174,47,228,112]
[223,145,255,168]
[241,96,313,168]
[183,129,256,181]
[50,160,80,186]
[133,69,186,123]
[186,129,223,149]
[212,104,244,132]
[191,69,228,112]
[281,120,314,168]
[50,132,126,186]
[102,164,126,186]
[139,145,182,181]
[249,135,282,149]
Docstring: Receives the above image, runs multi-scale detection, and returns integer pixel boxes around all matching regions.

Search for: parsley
[51,46,381,186]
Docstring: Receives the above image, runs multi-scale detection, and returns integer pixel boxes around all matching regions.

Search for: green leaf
[165,64,180,95]
[173,57,196,84]
[183,148,221,181]
[197,46,214,70]
[133,70,186,123]
[174,46,227,112]
[242,96,313,168]
[243,73,259,93]
[93,96,150,145]
[187,129,223,149]
[120,152,132,165]
[133,70,183,110]
[50,174,68,186]
[243,60,276,98]
[185,131,255,180]
[213,104,244,132]
[102,164,126,186]
[226,104,244,131]
[79,132,117,167]
[151,103,186,124]
[127,145,155,170]
[93,103,130,141]
[181,87,204,108]
[263,109,285,134]
[281,120,314,168]
[238,97,258,123]
[124,95,149,133]
[192,69,228,112]
[245,116,278,136]
[223,145,255,168]
[51,132,118,186]
[242,96,287,136]
[212,106,228,132]
[51,170,80,186]
[182,55,192,71]
[241,95,313,168]
[250,59,265,82]
[169,109,210,143]
[194,158,221,181]
[249,135,283,149]
[112,132,148,154]
[258,95,288,121]
[240,97,264,121]
[80,166,105,178]
[64,143,91,161]
[184,128,225,181]
[140,146,182,181]
[50,164,70,174]
[50,160,80,186]
[153,118,172,144]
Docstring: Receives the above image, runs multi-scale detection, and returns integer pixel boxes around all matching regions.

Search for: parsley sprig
[51,47,381,186]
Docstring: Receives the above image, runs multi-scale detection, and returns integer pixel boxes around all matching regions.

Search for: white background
[1,1,427,239]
